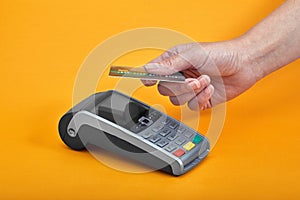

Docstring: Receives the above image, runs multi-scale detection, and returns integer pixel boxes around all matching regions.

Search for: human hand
[142,40,263,110]
[142,0,300,111]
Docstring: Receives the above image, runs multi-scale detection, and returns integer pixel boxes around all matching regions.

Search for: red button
[173,149,185,157]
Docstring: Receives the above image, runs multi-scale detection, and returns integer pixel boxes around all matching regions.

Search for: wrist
[239,34,271,81]
[236,0,300,81]
[226,36,266,82]
[235,32,285,81]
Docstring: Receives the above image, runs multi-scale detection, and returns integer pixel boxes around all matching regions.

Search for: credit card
[109,66,185,82]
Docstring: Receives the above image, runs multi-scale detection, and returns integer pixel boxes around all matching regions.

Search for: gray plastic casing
[58,90,210,176]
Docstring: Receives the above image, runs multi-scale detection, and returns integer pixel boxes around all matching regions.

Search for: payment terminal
[58,90,210,176]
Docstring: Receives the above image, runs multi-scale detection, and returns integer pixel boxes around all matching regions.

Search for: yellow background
[1,0,300,199]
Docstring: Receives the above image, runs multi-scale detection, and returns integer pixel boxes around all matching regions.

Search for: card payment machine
[58,90,210,176]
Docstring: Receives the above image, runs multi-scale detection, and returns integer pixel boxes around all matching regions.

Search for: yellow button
[183,142,195,151]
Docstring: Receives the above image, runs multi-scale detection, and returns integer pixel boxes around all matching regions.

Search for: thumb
[144,53,192,75]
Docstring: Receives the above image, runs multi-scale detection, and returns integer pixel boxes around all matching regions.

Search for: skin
[142,0,300,111]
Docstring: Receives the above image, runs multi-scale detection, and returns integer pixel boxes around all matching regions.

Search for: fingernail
[142,79,157,86]
[187,79,201,90]
[204,86,211,94]
[143,63,158,73]
[198,75,210,86]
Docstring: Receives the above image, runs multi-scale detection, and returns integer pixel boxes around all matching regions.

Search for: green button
[193,135,203,144]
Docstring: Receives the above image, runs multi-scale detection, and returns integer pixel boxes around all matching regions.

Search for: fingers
[141,52,188,87]
[141,53,193,87]
[141,45,194,87]
[167,77,213,109]
[140,79,157,86]
[168,83,214,111]
[158,75,210,96]
[147,48,177,63]
[142,73,215,111]
[144,53,192,75]
[147,44,192,64]
[169,89,202,106]
[187,85,214,111]
[162,75,213,111]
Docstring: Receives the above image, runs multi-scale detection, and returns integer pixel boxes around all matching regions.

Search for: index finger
[144,52,193,76]
[158,75,211,96]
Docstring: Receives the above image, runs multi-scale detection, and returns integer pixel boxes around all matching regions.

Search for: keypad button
[177,126,186,134]
[148,111,161,121]
[184,131,194,138]
[175,136,186,145]
[162,118,171,125]
[164,143,177,152]
[173,149,185,157]
[156,139,169,147]
[168,121,178,129]
[152,123,164,133]
[131,125,144,133]
[149,135,160,143]
[159,128,171,137]
[183,142,195,151]
[167,132,177,141]
[141,132,153,139]
[193,134,203,144]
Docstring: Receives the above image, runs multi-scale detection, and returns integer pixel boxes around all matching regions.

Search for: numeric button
[167,132,177,141]
[152,123,164,133]
[175,136,186,145]
[149,135,160,143]
[177,126,186,134]
[156,139,169,147]
[162,118,171,125]
[165,143,177,152]
[141,131,152,139]
[184,131,193,138]
[159,128,171,137]
[168,121,178,129]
